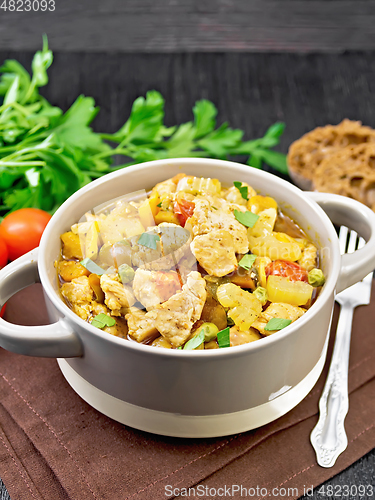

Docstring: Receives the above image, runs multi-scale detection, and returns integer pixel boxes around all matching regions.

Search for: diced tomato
[265,260,308,282]
[173,198,195,227]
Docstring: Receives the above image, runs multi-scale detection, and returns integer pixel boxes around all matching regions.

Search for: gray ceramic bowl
[1,158,375,438]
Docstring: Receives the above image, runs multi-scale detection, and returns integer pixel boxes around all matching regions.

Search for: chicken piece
[104,317,129,339]
[252,302,305,336]
[125,308,159,342]
[230,326,262,346]
[132,268,182,310]
[91,301,111,316]
[191,229,237,277]
[132,269,162,310]
[100,273,136,316]
[222,183,257,206]
[57,260,90,282]
[60,276,94,320]
[187,198,248,254]
[146,271,207,347]
[158,223,191,257]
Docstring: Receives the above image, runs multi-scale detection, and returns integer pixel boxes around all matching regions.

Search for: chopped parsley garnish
[80,258,106,275]
[233,181,248,200]
[91,313,116,329]
[238,253,256,270]
[264,318,292,331]
[138,232,160,250]
[183,329,205,350]
[157,202,162,207]
[234,209,259,228]
[217,327,230,348]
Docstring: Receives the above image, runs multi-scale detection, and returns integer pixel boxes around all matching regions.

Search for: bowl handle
[0,248,82,358]
[306,192,375,293]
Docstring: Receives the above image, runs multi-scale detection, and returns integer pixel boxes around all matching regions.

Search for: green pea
[200,322,219,342]
[308,268,326,287]
[118,263,135,284]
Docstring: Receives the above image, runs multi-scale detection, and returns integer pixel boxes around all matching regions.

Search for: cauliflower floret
[100,273,136,316]
[190,229,237,277]
[60,276,94,320]
[252,302,306,336]
[146,271,206,347]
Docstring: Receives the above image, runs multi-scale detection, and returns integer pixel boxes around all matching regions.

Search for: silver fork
[310,226,373,468]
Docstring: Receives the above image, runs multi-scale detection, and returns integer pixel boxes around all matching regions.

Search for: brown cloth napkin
[0,283,374,500]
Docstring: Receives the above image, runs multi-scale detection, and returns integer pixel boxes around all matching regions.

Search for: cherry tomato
[0,303,6,318]
[173,197,195,227]
[0,235,8,268]
[0,208,51,261]
[265,260,308,282]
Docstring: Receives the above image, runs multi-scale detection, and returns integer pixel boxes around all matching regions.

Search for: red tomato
[173,198,195,227]
[0,235,8,268]
[265,260,308,282]
[0,208,51,261]
[0,303,6,318]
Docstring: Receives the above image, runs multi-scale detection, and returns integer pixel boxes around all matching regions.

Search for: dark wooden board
[1,0,375,52]
[0,50,374,499]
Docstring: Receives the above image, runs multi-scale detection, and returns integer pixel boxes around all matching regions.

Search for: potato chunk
[57,260,89,282]
[60,231,83,260]
[230,326,262,346]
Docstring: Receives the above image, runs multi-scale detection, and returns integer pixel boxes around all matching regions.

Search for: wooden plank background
[1,1,375,498]
[0,48,374,499]
[0,0,375,52]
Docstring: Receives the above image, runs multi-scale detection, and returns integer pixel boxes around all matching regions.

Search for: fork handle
[310,303,354,467]
[306,192,375,292]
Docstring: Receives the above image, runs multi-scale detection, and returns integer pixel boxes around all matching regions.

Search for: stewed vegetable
[57,174,325,349]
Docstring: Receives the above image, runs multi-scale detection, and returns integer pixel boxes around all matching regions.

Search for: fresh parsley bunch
[0,36,287,217]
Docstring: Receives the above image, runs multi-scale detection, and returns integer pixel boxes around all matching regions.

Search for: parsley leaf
[192,100,217,139]
[217,327,230,348]
[183,329,205,350]
[264,318,292,331]
[91,313,116,329]
[80,258,106,275]
[138,232,160,250]
[234,209,259,228]
[233,181,248,200]
[238,254,257,270]
[0,37,288,219]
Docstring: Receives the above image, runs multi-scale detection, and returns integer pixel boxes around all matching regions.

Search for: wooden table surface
[0,1,375,498]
